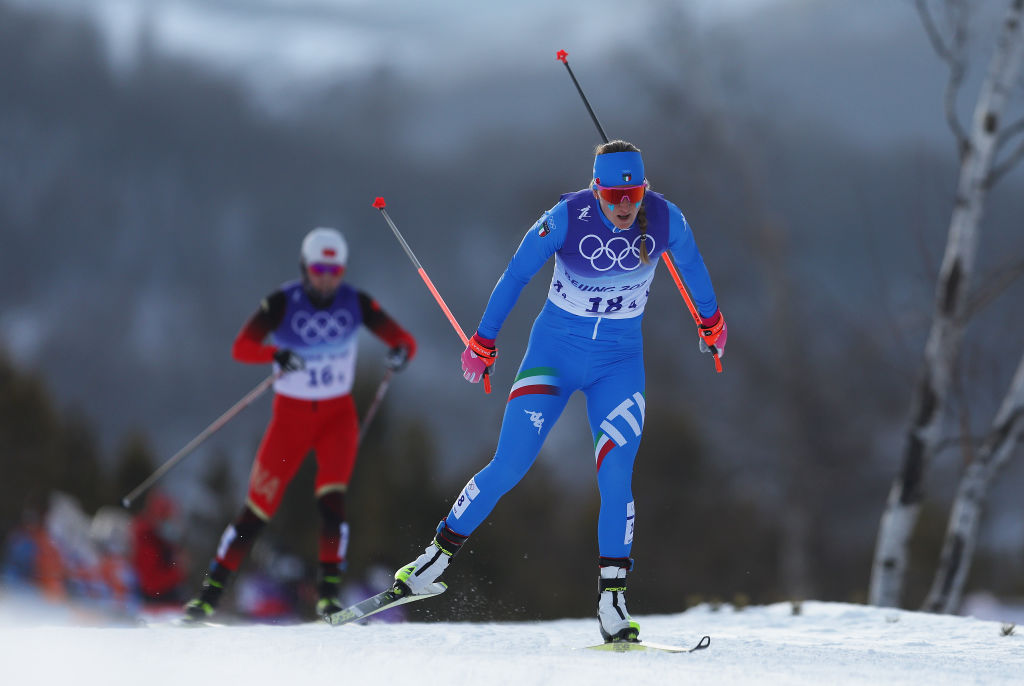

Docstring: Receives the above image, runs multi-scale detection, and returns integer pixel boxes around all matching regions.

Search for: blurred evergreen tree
[109,431,158,509]
[181,448,239,587]
[0,351,103,541]
[629,404,780,608]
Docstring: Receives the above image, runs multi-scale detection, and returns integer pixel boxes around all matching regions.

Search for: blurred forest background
[1,0,1022,623]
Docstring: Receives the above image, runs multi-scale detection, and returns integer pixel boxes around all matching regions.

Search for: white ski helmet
[301,227,348,267]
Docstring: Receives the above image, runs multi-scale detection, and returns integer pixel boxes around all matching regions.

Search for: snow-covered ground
[1,595,1022,686]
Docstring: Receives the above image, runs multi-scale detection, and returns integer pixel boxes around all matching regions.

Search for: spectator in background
[45,492,104,601]
[131,492,187,607]
[2,492,66,600]
[90,506,140,617]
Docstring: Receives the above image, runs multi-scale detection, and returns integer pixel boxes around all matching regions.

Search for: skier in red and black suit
[184,227,416,622]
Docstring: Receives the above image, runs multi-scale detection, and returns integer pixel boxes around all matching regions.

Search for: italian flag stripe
[594,433,616,471]
[514,367,559,383]
[508,384,559,401]
[509,367,560,401]
[510,375,559,392]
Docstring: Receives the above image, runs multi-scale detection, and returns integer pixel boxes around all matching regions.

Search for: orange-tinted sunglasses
[594,180,647,207]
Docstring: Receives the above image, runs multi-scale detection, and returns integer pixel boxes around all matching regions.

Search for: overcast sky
[9,0,789,86]
[12,0,985,149]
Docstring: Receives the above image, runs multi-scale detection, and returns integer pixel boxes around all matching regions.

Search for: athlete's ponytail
[636,203,650,266]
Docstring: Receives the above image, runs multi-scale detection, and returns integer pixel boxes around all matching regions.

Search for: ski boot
[182,563,230,624]
[598,557,640,643]
[315,562,345,617]
[393,520,468,596]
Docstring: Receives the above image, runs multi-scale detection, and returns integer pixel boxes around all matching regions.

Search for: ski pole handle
[373,197,491,393]
[662,253,722,373]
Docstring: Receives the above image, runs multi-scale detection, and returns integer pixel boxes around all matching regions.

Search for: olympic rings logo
[290,310,354,344]
[577,233,654,272]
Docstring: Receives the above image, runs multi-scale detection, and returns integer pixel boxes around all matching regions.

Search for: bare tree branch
[915,0,957,62]
[965,256,1024,318]
[915,0,971,151]
[987,134,1024,186]
[995,114,1024,147]
[933,433,983,458]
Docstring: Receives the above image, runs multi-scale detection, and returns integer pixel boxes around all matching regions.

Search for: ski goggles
[309,263,344,276]
[593,180,648,208]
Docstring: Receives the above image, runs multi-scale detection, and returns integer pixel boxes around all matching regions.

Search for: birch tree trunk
[921,354,1024,613]
[868,0,1024,608]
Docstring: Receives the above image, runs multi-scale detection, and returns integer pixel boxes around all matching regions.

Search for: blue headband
[593,151,644,186]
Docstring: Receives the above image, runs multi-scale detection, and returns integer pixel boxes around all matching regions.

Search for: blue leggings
[445,302,645,559]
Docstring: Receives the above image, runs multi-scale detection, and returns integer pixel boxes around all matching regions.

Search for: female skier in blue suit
[394,140,726,642]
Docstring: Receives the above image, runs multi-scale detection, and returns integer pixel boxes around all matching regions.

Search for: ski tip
[556,49,568,63]
[120,497,130,508]
[372,197,387,209]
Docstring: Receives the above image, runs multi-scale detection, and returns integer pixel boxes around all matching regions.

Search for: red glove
[697,310,727,358]
[461,333,497,383]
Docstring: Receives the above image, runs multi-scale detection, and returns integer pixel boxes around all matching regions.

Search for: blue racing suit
[444,188,718,559]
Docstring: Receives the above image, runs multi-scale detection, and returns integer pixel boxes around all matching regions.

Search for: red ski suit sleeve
[357,292,417,361]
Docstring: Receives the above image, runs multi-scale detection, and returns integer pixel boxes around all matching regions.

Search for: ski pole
[372,197,492,393]
[557,49,610,143]
[357,368,393,445]
[556,49,722,373]
[121,371,281,508]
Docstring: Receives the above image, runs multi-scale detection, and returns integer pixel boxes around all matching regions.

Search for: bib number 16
[307,365,342,388]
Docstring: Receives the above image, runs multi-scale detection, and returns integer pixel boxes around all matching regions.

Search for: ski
[324,582,447,626]
[585,635,710,653]
[173,618,229,628]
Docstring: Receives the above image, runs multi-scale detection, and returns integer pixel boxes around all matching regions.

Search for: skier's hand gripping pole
[662,252,723,373]
[372,197,492,393]
[556,49,722,373]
